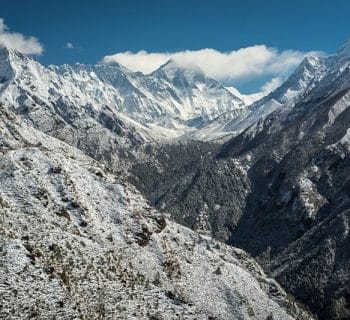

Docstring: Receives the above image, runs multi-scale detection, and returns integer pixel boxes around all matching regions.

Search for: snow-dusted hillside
[0,106,313,319]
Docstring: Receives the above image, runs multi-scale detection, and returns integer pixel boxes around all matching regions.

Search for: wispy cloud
[261,77,283,93]
[65,42,74,49]
[102,46,311,83]
[64,41,84,52]
[0,18,43,55]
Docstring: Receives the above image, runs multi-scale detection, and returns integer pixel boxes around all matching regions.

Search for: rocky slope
[0,105,314,319]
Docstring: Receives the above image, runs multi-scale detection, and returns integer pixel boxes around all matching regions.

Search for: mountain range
[1,38,350,319]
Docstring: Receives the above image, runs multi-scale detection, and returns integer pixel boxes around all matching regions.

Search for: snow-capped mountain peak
[152,59,206,84]
[274,53,328,102]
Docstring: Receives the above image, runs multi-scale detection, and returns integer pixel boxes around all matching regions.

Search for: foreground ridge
[0,106,313,319]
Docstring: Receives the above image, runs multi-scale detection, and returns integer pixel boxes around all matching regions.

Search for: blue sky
[0,0,349,93]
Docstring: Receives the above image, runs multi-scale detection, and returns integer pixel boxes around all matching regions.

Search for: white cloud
[65,42,74,49]
[104,51,172,74]
[102,45,310,82]
[0,18,43,55]
[261,77,283,93]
